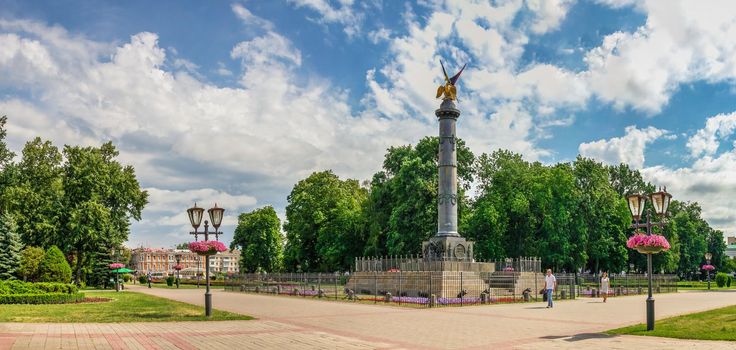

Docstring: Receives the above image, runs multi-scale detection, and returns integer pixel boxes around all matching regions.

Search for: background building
[131,247,240,278]
[726,237,736,260]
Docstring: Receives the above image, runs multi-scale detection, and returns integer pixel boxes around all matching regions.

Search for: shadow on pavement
[564,333,617,342]
[524,306,549,309]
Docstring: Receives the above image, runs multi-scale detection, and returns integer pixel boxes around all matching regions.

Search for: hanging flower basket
[627,233,670,255]
[109,263,125,269]
[173,264,184,271]
[189,241,228,256]
[702,264,715,271]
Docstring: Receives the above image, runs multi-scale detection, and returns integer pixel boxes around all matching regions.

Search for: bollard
[591,288,597,297]
[254,286,260,293]
[481,292,489,304]
[430,294,437,308]
[656,286,661,293]
[561,290,567,299]
[276,285,281,294]
[637,287,642,295]
[385,292,392,303]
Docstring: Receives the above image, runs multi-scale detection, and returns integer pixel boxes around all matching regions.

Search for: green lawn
[0,291,251,323]
[676,280,736,290]
[607,304,736,341]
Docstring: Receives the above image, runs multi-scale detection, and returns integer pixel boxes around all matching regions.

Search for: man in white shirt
[545,269,556,308]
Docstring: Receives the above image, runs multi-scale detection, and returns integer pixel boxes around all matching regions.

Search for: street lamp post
[627,187,672,332]
[705,252,712,290]
[187,203,225,317]
[175,254,182,289]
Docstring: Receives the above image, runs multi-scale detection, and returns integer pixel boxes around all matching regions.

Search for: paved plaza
[0,286,734,349]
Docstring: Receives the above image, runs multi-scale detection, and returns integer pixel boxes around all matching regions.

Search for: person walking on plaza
[545,269,556,308]
[600,272,610,303]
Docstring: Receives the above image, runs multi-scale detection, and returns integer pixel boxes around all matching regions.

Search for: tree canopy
[232,206,283,273]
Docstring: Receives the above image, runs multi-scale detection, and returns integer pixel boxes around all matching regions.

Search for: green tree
[38,245,72,283]
[283,170,367,271]
[1,138,63,248]
[573,157,629,274]
[0,213,22,279]
[61,143,148,284]
[363,137,474,257]
[231,206,283,273]
[0,116,15,170]
[17,246,45,282]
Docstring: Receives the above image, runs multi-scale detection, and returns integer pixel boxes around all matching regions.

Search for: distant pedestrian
[545,269,556,308]
[600,272,610,303]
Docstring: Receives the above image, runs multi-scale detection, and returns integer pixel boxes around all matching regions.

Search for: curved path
[1,285,734,349]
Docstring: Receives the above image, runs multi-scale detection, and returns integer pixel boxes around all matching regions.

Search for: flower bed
[189,241,228,256]
[626,233,670,254]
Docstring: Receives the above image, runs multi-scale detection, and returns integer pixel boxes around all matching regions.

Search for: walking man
[545,269,556,308]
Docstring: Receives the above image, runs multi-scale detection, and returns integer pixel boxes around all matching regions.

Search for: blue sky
[1,0,736,247]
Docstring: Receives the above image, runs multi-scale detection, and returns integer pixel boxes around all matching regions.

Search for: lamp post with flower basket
[626,187,672,331]
[703,252,714,290]
[174,253,183,289]
[187,203,226,317]
[109,263,125,292]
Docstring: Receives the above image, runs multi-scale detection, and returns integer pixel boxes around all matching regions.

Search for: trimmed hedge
[0,280,78,295]
[716,272,728,288]
[0,292,85,304]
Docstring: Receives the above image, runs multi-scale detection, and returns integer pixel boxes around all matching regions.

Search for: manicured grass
[676,280,736,290]
[607,304,736,341]
[0,291,251,323]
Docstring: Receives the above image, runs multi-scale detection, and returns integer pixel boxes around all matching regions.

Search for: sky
[1,0,736,248]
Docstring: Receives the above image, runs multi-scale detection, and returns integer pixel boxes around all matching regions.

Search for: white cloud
[231,3,274,31]
[686,112,736,158]
[578,125,668,168]
[583,0,736,113]
[525,0,576,34]
[230,31,302,66]
[288,0,363,38]
[367,27,391,44]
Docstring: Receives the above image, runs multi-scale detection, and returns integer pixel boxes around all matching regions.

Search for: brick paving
[0,285,734,349]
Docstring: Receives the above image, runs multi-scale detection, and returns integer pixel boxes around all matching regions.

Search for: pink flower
[109,263,125,269]
[503,267,514,272]
[173,264,184,271]
[702,264,715,271]
[626,233,671,251]
[188,240,228,255]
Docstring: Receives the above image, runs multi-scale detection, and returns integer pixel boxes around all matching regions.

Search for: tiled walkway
[1,286,734,349]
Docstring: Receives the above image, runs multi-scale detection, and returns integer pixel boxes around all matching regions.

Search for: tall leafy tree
[573,157,629,274]
[61,142,148,284]
[0,213,22,279]
[1,138,63,248]
[231,206,283,273]
[283,171,367,271]
[363,137,474,257]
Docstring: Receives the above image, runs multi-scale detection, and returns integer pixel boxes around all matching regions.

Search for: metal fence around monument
[353,256,541,273]
[224,271,575,308]
[576,273,678,297]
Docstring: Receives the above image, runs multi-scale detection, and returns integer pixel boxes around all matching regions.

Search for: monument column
[436,99,460,237]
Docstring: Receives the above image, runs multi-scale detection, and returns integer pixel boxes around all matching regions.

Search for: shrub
[166,276,174,286]
[715,272,728,288]
[0,293,85,304]
[728,276,733,288]
[122,274,132,282]
[139,275,147,284]
[38,246,72,283]
[17,247,45,282]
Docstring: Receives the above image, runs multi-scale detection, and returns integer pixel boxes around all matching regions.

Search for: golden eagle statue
[436,60,466,101]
